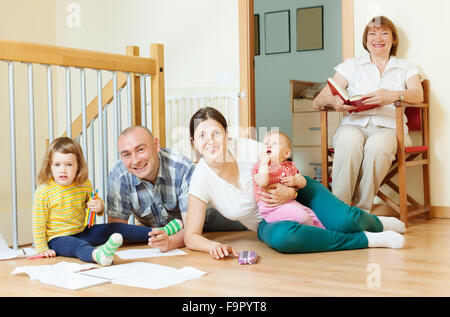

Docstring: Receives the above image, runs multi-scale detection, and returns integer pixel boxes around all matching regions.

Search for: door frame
[238,0,256,138]
[238,0,354,133]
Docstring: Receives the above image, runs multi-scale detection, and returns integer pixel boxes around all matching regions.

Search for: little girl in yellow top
[32,137,168,266]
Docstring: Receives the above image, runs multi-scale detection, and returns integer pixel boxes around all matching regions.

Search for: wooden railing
[0,39,166,146]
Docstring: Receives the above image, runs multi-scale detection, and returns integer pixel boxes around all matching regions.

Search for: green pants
[257,176,383,253]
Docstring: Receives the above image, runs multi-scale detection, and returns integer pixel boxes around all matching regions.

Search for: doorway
[238,0,354,137]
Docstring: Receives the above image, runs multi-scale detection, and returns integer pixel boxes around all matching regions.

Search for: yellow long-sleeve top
[32,179,103,253]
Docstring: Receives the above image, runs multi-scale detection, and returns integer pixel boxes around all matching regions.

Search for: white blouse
[335,53,421,133]
[189,138,263,231]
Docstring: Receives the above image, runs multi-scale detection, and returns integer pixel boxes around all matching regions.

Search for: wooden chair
[319,80,431,226]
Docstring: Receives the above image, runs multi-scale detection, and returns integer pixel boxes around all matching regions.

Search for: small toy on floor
[238,251,257,265]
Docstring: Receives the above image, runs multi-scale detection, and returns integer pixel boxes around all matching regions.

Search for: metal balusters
[80,68,88,162]
[8,62,18,250]
[65,67,72,138]
[117,87,122,136]
[112,72,119,160]
[96,70,106,223]
[88,120,95,190]
[126,72,135,225]
[102,105,109,224]
[47,65,54,143]
[3,58,162,245]
[127,73,132,128]
[27,64,36,196]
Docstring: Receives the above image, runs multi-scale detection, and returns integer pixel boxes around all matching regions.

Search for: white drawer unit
[290,80,342,179]
[292,112,340,146]
[292,147,322,179]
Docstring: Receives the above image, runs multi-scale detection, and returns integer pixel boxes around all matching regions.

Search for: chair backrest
[405,108,421,131]
[405,79,429,131]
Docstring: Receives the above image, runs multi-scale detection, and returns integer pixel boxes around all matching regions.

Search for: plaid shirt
[107,148,194,227]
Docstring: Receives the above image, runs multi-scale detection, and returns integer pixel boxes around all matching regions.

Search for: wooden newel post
[126,46,141,126]
[150,44,166,148]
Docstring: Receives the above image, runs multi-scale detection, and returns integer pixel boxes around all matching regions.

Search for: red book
[327,77,379,113]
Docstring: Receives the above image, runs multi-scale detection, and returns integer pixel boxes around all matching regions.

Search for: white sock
[378,216,406,233]
[92,233,123,266]
[365,231,405,249]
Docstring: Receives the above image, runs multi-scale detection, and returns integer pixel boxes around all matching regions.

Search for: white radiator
[164,93,240,160]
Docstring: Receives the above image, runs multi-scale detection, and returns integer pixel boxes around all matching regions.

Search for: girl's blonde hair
[37,137,88,186]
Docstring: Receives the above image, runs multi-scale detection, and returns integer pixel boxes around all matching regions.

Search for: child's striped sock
[160,219,183,236]
[92,233,123,266]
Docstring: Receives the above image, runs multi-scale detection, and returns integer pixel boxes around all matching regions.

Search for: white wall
[354,0,450,207]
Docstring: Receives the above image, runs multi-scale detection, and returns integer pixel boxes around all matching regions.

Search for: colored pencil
[85,189,98,228]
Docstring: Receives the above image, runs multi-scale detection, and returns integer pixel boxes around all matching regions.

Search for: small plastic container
[238,251,257,265]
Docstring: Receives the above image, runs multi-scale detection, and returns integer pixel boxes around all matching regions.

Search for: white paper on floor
[0,233,38,260]
[115,248,186,260]
[11,261,106,290]
[80,261,207,290]
[12,261,207,291]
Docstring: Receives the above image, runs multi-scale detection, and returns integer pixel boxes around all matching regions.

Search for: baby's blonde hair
[37,137,88,186]
[264,130,292,149]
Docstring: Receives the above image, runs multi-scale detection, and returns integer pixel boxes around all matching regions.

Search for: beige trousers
[331,122,412,211]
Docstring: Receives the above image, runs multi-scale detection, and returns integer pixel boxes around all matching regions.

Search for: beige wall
[354,0,450,208]
[54,0,239,96]
[0,0,56,246]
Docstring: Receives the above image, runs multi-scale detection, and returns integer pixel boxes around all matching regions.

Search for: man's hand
[148,229,172,252]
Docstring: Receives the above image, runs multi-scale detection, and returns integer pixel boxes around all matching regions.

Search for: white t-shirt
[189,138,263,231]
[335,53,421,133]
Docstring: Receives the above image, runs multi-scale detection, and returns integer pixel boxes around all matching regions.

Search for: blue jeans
[257,176,383,253]
[48,223,152,263]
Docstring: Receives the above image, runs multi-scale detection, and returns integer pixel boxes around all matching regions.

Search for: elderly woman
[183,107,407,259]
[312,16,423,212]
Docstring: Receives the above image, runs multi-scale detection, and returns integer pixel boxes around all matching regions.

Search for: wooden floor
[1,218,450,297]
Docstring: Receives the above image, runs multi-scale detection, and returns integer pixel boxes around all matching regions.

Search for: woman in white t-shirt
[313,16,423,211]
[183,107,407,259]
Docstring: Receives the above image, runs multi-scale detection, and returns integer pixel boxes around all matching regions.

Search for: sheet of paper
[80,262,207,290]
[12,261,106,290]
[116,248,186,260]
[0,233,38,260]
[0,248,24,260]
[80,261,164,280]
[40,272,109,290]
[112,266,206,290]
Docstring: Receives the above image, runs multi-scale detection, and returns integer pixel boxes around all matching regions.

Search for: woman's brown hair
[189,107,228,160]
[189,107,228,140]
[37,137,88,186]
[362,16,399,56]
